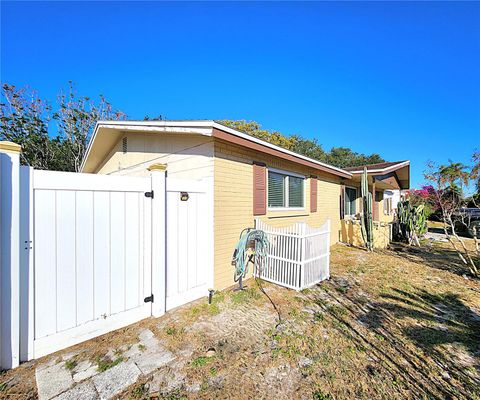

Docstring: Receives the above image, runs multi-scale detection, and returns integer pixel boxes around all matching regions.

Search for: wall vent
[122,137,128,154]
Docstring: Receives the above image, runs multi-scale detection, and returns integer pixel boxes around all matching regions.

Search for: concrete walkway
[35,329,175,400]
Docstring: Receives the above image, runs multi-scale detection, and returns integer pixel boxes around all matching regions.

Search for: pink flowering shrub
[405,185,439,219]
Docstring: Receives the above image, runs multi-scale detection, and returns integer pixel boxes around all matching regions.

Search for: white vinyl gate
[32,170,154,358]
[166,179,212,311]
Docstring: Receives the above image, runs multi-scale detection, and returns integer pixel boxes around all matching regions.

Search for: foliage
[220,120,297,150]
[219,120,385,168]
[2,89,385,171]
[325,146,384,168]
[130,383,148,398]
[1,82,126,172]
[424,159,479,277]
[64,358,77,371]
[406,185,439,219]
[230,287,261,305]
[471,151,480,205]
[360,167,374,251]
[312,390,334,400]
[290,135,326,160]
[95,355,123,372]
[396,200,427,245]
[0,84,63,170]
[191,356,212,368]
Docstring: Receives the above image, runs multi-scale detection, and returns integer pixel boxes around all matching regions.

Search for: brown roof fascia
[373,173,401,189]
[212,127,351,179]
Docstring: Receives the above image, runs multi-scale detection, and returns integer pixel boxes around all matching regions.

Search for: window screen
[268,170,305,208]
[345,187,357,215]
[288,176,304,207]
[268,172,285,207]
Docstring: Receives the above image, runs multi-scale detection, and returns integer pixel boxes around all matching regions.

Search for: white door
[32,170,153,358]
[166,179,211,310]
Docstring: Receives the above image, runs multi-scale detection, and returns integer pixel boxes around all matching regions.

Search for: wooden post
[0,141,21,369]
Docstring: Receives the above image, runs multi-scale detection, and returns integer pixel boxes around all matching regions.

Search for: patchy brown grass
[2,242,479,399]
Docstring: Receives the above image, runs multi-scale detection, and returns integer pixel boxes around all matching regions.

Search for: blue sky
[2,1,479,189]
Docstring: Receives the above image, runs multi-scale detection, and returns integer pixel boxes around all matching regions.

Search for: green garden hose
[232,228,269,282]
[231,228,282,329]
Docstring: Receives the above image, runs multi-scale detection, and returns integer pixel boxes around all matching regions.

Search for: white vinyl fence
[255,219,330,290]
[0,145,213,370]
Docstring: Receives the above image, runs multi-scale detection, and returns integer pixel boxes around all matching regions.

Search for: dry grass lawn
[1,241,479,399]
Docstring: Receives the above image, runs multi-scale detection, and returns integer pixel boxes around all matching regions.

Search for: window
[345,187,357,216]
[268,170,305,209]
[384,197,393,215]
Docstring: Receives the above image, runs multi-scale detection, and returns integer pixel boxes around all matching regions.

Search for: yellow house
[340,161,410,248]
[81,120,410,291]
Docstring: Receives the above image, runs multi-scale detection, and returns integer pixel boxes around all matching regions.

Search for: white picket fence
[254,219,330,290]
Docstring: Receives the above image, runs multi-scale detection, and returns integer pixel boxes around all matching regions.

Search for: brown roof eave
[212,127,352,179]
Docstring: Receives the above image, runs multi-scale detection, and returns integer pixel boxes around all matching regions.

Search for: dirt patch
[2,243,480,400]
[188,304,277,341]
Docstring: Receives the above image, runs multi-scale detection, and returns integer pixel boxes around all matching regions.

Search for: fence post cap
[0,141,22,153]
[147,163,167,171]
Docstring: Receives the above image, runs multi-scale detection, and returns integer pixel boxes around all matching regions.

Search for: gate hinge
[145,191,154,199]
[144,294,154,303]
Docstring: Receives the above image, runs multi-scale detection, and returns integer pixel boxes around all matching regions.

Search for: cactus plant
[396,200,427,245]
[360,167,374,251]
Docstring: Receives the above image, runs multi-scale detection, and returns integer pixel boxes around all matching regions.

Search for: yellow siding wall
[340,220,391,249]
[96,132,214,179]
[213,139,342,290]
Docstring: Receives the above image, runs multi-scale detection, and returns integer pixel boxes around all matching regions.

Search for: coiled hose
[232,228,269,282]
[232,228,282,329]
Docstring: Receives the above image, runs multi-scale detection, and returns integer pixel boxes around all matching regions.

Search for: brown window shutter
[340,184,345,219]
[253,162,266,216]
[310,177,317,213]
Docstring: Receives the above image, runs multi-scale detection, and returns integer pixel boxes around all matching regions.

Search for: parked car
[455,208,480,238]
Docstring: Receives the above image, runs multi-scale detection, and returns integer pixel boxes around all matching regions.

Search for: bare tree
[55,82,126,172]
[425,160,479,277]
[2,82,127,171]
[0,84,59,169]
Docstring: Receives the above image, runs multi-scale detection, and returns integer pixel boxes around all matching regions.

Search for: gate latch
[144,294,154,303]
[145,191,154,199]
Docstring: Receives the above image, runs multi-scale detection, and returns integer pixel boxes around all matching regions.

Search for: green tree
[290,136,326,161]
[219,120,297,150]
[326,147,384,168]
[219,120,385,168]
[438,161,470,190]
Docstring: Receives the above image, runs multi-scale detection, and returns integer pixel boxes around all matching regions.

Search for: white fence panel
[32,170,153,358]
[255,219,330,290]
